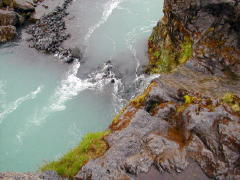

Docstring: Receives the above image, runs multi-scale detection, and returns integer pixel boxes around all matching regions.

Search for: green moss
[222,93,234,104]
[111,108,126,124]
[130,81,157,107]
[222,93,240,112]
[179,38,193,64]
[41,131,110,178]
[153,51,161,58]
[147,31,193,74]
[131,93,148,108]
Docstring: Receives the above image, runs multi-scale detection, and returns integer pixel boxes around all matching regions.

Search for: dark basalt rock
[26,0,82,63]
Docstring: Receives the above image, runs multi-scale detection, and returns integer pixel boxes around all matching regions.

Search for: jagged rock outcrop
[76,76,240,180]
[0,9,19,26]
[1,0,34,12]
[147,0,240,79]
[76,0,240,180]
[0,25,16,42]
[0,0,37,43]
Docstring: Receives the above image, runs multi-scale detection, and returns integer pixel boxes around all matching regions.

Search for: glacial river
[0,0,163,172]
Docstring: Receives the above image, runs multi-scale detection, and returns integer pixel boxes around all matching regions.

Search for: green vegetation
[179,38,193,64]
[131,93,148,107]
[184,95,196,104]
[130,81,157,108]
[148,37,193,73]
[147,22,193,74]
[222,93,234,104]
[41,131,110,178]
[222,93,240,112]
[111,107,126,124]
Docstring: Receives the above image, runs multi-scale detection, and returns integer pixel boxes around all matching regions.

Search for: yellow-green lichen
[111,107,126,124]
[222,93,240,112]
[41,131,110,178]
[147,33,193,74]
[184,95,196,104]
[179,37,193,64]
[130,81,157,107]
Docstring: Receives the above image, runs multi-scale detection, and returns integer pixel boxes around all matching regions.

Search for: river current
[0,0,163,172]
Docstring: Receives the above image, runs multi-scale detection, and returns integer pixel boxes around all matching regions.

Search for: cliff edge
[76,0,240,180]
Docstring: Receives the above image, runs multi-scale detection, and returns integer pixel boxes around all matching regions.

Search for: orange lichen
[110,81,158,131]
[109,107,138,131]
[165,127,192,149]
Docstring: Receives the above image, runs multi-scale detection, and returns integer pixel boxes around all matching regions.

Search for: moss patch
[130,81,158,107]
[41,131,110,178]
[179,38,193,64]
[146,18,193,74]
[222,93,240,112]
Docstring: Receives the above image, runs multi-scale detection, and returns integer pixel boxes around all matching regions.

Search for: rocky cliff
[147,0,240,77]
[76,0,240,180]
[0,0,37,43]
[0,0,239,180]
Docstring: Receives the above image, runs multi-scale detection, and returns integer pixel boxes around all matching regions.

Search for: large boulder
[0,9,19,26]
[2,0,34,12]
[0,25,16,42]
[13,0,34,12]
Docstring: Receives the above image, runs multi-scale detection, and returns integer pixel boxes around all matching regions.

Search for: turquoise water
[0,0,163,172]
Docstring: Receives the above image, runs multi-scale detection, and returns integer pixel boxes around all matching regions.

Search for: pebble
[26,0,81,63]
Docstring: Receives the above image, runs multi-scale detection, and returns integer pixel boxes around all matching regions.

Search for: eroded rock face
[2,0,34,11]
[147,0,240,78]
[76,2,240,174]
[0,0,36,43]
[0,25,16,42]
[76,77,240,180]
[0,9,18,26]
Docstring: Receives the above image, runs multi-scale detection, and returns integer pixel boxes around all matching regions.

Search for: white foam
[49,62,91,111]
[84,0,123,43]
[0,86,43,124]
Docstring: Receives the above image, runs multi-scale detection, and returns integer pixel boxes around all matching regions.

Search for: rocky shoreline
[0,0,81,63]
[0,0,240,180]
[26,0,82,63]
[0,0,36,43]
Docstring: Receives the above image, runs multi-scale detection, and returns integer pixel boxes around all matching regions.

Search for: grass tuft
[41,131,110,178]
